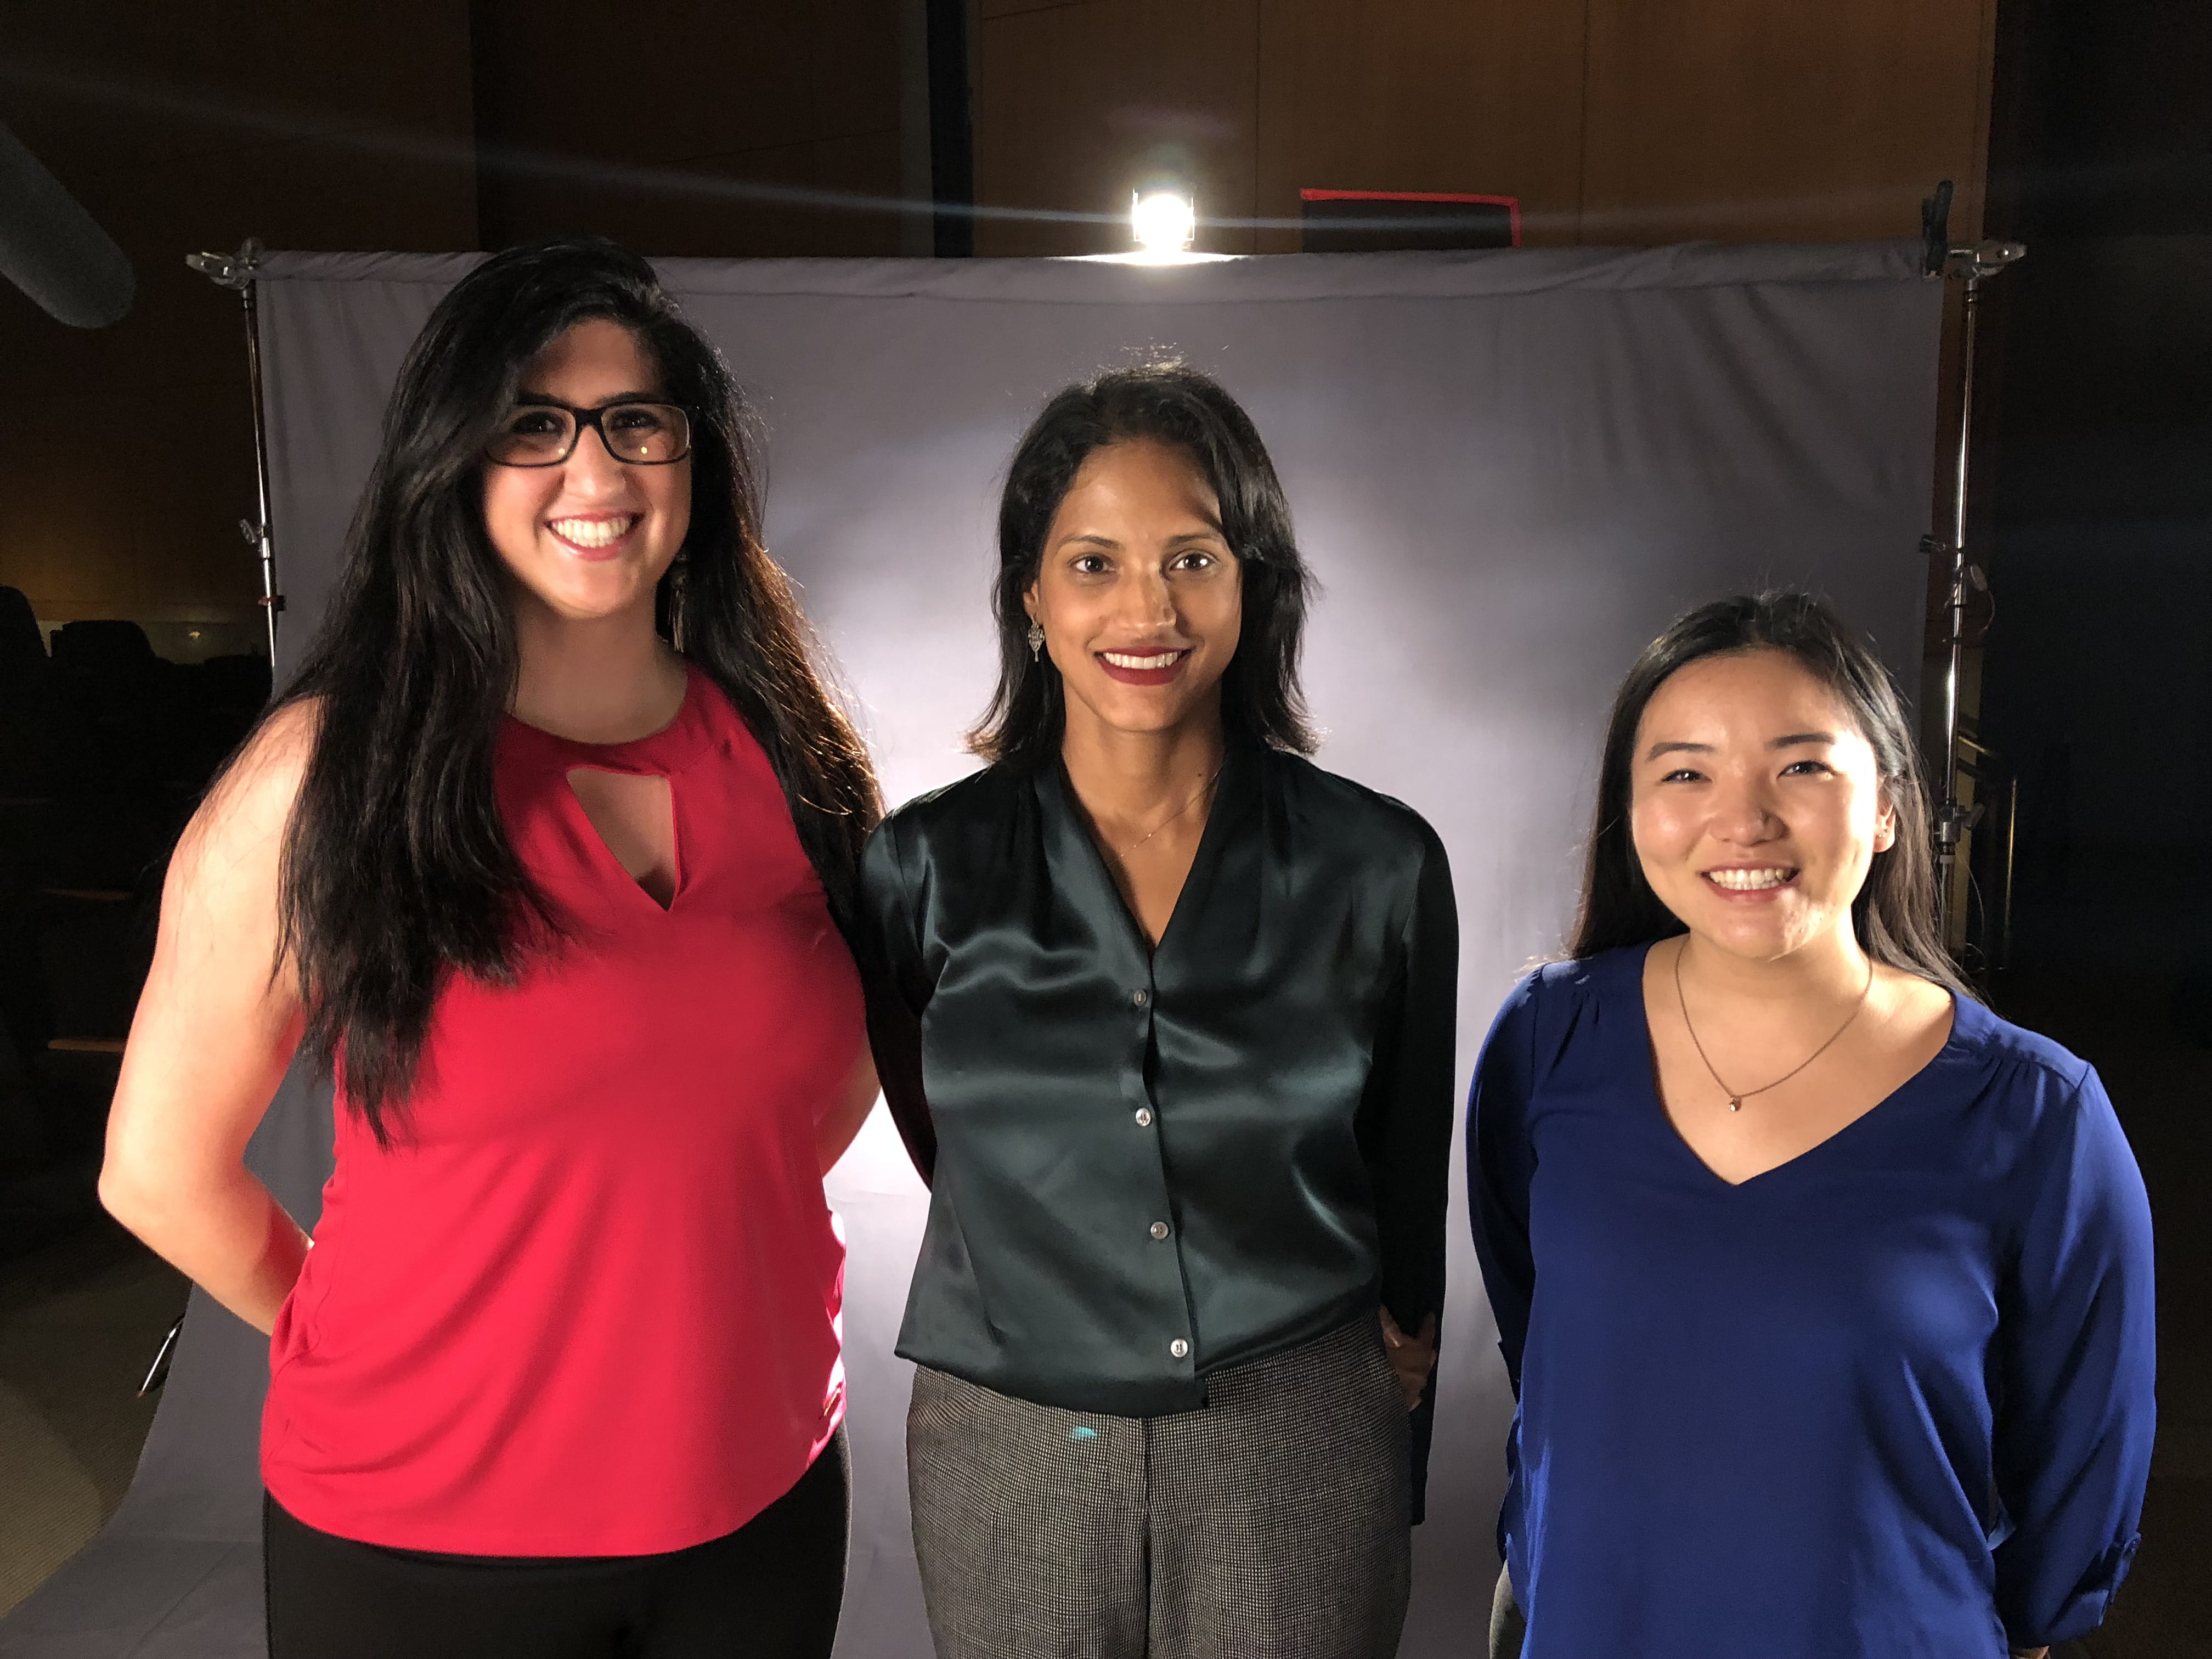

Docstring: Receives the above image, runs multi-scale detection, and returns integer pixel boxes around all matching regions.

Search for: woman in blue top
[1469,591,2154,1659]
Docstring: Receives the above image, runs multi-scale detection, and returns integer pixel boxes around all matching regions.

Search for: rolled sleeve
[1992,1064,2157,1649]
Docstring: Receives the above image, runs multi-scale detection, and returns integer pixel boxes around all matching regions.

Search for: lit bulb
[1131,189,1196,255]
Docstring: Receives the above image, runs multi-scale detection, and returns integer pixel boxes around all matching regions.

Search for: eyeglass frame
[483,398,696,468]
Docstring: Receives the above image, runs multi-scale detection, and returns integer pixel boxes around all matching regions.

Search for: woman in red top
[99,238,881,1657]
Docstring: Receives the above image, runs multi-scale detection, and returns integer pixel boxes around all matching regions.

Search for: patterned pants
[907,1318,1412,1659]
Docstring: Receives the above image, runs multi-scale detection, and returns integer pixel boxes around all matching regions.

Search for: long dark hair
[274,236,879,1139]
[968,360,1317,769]
[1568,590,1972,996]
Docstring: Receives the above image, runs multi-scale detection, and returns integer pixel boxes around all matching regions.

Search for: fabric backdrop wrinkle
[0,241,1940,1659]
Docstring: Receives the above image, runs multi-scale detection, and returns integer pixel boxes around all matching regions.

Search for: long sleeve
[854,818,938,1183]
[1355,823,1457,1523]
[1991,1064,2157,1650]
[1466,971,1542,1392]
[1365,824,1459,1335]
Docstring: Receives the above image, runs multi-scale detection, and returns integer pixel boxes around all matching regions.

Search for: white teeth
[1102,650,1184,670]
[549,515,636,548]
[1704,867,1792,891]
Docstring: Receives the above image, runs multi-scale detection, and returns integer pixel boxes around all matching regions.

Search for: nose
[558,420,633,498]
[1113,565,1178,632]
[1706,769,1780,844]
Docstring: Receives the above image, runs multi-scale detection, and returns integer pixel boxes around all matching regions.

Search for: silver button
[1170,1338,1189,1359]
[1149,1220,1170,1240]
[1131,989,1149,1008]
[1134,1107,1154,1127]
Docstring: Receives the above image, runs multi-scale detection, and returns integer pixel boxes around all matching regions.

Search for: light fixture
[1131,188,1196,255]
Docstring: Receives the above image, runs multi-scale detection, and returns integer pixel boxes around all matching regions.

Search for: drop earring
[1026,620,1045,660]
[668,552,690,653]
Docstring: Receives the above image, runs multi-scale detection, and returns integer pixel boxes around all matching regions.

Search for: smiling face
[1629,648,1899,963]
[480,317,692,628]
[1025,438,1243,742]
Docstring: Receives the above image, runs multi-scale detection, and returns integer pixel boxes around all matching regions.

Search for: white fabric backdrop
[0,242,1942,1659]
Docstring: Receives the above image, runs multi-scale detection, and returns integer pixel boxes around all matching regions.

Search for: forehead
[520,317,660,396]
[1055,439,1220,524]
[1637,648,1863,743]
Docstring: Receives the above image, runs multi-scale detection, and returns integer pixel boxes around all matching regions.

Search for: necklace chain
[1672,941,1874,1113]
[1113,768,1222,856]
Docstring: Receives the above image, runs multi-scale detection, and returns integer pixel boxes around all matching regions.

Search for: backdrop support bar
[187,236,284,670]
[1928,235,2026,960]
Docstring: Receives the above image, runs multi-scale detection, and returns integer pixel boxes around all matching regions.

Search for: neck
[1677,918,1871,1008]
[509,593,682,743]
[1059,693,1228,821]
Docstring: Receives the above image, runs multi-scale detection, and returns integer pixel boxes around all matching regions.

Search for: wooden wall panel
[472,0,905,257]
[1579,0,1996,245]
[1252,0,1590,251]
[973,0,1260,257]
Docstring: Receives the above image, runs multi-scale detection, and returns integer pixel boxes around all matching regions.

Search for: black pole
[926,0,974,256]
[187,238,284,670]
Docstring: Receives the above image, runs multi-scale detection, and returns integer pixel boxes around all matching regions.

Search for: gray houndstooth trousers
[906,1317,1412,1658]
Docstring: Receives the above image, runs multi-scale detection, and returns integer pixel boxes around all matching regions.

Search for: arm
[99,704,318,1336]
[1367,829,1459,1411]
[817,1046,879,1174]
[1991,1064,2157,1652]
[852,818,936,1183]
[1465,971,1543,1393]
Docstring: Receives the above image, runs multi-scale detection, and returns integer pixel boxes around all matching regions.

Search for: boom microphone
[0,119,134,329]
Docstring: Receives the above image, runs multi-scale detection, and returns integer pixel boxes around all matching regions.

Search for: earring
[668,552,690,653]
[1026,620,1045,660]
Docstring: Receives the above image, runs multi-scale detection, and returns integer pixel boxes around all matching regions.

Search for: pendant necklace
[1673,941,1874,1112]
[1115,768,1222,857]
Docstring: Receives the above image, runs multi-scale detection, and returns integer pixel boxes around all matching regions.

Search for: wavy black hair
[968,360,1317,769]
[1568,590,1972,997]
[272,235,879,1139]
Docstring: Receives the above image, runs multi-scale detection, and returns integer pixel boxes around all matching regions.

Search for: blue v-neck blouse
[1467,945,2155,1658]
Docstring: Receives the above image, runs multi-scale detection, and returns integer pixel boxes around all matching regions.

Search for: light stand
[1920,184,2025,950]
[185,238,283,669]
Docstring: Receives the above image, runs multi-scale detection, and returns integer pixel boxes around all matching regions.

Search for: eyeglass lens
[487,403,691,466]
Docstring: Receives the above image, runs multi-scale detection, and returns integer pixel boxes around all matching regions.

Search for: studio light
[1131,188,1196,256]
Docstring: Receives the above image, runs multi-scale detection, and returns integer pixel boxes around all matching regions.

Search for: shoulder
[866,765,1032,880]
[1479,945,1645,1073]
[1946,994,2095,1097]
[1268,750,1447,866]
[878,765,1028,841]
[186,698,320,853]
[1940,998,2149,1223]
[1523,944,1647,1014]
[166,696,322,904]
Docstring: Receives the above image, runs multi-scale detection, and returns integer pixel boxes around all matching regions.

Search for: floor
[0,1218,186,1617]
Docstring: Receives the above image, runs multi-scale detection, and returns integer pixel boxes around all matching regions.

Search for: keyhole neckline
[501,662,716,778]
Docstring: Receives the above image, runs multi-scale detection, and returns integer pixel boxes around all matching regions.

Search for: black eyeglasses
[486,400,693,467]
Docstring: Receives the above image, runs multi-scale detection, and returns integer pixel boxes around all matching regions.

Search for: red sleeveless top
[263,668,861,1555]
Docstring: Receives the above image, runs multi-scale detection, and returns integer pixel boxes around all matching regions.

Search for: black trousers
[264,1428,848,1659]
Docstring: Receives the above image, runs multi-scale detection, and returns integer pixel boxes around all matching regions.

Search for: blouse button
[1170,1339,1190,1359]
[1130,989,1150,1008]
[1149,1221,1170,1240]
[1135,1107,1154,1127]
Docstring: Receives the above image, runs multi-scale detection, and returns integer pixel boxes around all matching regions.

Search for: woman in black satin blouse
[855,362,1458,1659]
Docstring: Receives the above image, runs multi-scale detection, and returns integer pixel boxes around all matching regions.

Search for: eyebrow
[514,391,663,407]
[1052,527,1227,552]
[1641,731,1838,761]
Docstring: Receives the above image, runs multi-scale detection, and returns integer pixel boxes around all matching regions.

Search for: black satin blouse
[855,736,1458,1420]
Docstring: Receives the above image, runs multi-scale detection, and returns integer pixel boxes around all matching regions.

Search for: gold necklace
[1672,941,1874,1113]
[1114,768,1222,856]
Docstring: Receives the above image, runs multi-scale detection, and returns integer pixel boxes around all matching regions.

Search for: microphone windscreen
[0,120,134,329]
